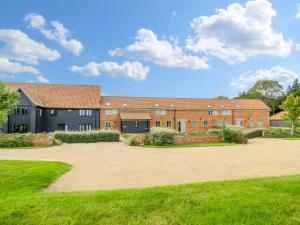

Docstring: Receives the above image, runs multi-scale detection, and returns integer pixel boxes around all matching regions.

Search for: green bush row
[147,127,176,146]
[0,133,34,148]
[54,130,120,143]
[222,128,248,144]
[242,129,263,139]
[263,128,300,138]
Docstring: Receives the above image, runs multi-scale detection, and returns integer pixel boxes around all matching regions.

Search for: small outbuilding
[270,111,300,127]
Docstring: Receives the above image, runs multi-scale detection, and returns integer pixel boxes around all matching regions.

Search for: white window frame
[166,121,172,128]
[192,120,197,127]
[204,120,209,127]
[156,121,161,127]
[221,110,232,116]
[258,120,264,127]
[105,121,112,128]
[79,124,92,131]
[249,120,254,128]
[155,110,166,116]
[105,109,118,115]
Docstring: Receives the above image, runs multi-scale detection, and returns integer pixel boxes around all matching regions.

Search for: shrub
[126,134,149,146]
[207,128,221,136]
[222,128,248,144]
[54,130,120,143]
[242,129,263,139]
[53,139,63,145]
[263,128,300,138]
[0,133,34,148]
[148,127,176,146]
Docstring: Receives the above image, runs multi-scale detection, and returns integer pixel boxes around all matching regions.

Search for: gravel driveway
[0,138,300,192]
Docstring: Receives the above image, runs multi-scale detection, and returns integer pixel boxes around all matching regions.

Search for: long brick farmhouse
[2,82,270,133]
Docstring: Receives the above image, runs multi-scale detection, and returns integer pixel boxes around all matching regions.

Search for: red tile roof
[101,96,270,110]
[270,111,300,120]
[120,112,152,120]
[5,82,101,109]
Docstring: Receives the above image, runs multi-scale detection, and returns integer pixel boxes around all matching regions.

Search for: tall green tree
[281,94,300,136]
[287,79,300,96]
[237,80,284,115]
[0,81,19,128]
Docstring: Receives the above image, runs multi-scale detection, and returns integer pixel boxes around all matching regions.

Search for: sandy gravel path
[0,138,299,192]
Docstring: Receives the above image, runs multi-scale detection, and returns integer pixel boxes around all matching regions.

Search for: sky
[0,0,300,98]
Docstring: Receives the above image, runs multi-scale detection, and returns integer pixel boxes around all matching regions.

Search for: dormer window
[220,104,224,108]
[106,102,110,106]
[208,105,211,108]
[155,103,160,107]
[236,104,240,108]
[171,104,175,108]
[123,103,128,108]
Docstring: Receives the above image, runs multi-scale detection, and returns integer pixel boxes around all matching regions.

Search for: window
[79,109,92,116]
[208,110,218,115]
[50,109,57,116]
[155,110,166,116]
[156,121,161,127]
[135,121,138,128]
[221,110,232,116]
[79,124,92,131]
[58,124,68,131]
[192,120,197,127]
[258,120,264,127]
[236,119,243,127]
[223,120,229,125]
[249,120,254,128]
[105,121,112,128]
[12,107,28,116]
[167,121,172,128]
[105,109,117,115]
[39,109,43,117]
[204,120,208,127]
[11,124,28,133]
[216,120,222,127]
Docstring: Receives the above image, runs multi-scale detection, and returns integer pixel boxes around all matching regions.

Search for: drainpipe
[174,108,176,130]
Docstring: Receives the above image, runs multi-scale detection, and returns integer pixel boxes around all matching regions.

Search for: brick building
[100,96,270,133]
[2,82,270,134]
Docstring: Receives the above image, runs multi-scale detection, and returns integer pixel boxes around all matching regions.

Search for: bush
[242,129,263,139]
[54,130,120,143]
[126,134,149,146]
[222,128,248,144]
[207,128,221,136]
[263,128,300,138]
[148,127,176,146]
[0,133,34,148]
[53,139,63,145]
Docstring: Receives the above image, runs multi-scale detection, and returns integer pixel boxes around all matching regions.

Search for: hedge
[242,129,263,139]
[263,128,300,138]
[0,133,34,148]
[54,130,120,143]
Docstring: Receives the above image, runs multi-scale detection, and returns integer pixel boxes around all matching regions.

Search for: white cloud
[230,66,300,89]
[25,13,84,56]
[70,61,149,80]
[109,28,209,70]
[36,75,50,83]
[296,4,300,19]
[0,29,60,65]
[0,57,39,75]
[186,0,293,64]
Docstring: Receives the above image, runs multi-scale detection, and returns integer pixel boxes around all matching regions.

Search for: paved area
[0,139,300,192]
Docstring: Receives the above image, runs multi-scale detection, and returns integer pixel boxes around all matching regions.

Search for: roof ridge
[5,82,100,87]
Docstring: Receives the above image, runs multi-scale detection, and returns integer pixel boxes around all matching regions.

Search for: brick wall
[175,135,222,144]
[32,133,52,146]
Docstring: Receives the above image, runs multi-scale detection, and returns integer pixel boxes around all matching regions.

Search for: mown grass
[144,142,235,148]
[1,160,300,225]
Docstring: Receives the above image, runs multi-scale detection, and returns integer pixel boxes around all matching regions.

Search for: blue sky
[0,0,300,98]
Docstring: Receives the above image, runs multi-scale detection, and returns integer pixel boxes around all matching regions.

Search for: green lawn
[144,142,235,148]
[1,160,300,225]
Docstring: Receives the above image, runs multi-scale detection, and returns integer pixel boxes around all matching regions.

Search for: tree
[215,95,229,99]
[281,94,300,136]
[0,81,19,128]
[236,80,284,115]
[287,79,300,96]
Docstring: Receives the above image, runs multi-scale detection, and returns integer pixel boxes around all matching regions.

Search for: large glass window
[208,110,218,115]
[105,109,118,115]
[167,121,172,128]
[192,120,197,127]
[12,124,28,133]
[79,109,92,116]
[12,107,28,116]
[79,124,92,131]
[105,121,112,128]
[155,110,166,116]
[221,110,232,116]
[58,124,68,131]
